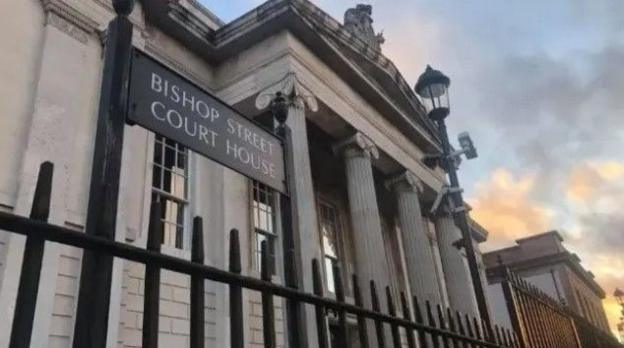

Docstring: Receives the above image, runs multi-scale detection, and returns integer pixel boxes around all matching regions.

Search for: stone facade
[0,0,488,347]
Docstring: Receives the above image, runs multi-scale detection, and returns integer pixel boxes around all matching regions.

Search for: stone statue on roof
[344,4,385,52]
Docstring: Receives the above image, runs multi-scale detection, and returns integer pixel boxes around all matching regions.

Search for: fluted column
[334,133,390,309]
[386,171,442,306]
[435,212,480,318]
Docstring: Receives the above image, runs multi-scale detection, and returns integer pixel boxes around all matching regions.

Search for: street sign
[128,49,286,193]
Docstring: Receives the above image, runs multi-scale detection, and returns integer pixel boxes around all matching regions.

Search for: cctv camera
[458,132,478,159]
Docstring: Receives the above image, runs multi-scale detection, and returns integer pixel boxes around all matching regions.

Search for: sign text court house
[128,49,286,193]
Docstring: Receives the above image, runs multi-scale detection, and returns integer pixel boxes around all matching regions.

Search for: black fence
[572,309,623,348]
[500,266,623,348]
[2,163,519,347]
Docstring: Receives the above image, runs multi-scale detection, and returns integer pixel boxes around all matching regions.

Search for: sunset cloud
[567,161,624,202]
[469,168,553,250]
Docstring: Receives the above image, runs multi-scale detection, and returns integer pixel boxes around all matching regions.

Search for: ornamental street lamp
[415,65,492,327]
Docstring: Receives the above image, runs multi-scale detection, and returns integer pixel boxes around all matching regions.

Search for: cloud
[564,161,624,259]
[567,161,624,202]
[468,169,553,250]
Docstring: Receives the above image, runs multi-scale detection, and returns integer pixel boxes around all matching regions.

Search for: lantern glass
[415,65,451,121]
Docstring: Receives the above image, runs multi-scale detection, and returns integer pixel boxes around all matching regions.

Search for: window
[318,199,342,294]
[252,181,277,275]
[151,135,189,249]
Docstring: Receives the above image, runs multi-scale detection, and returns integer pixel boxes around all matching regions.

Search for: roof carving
[343,4,385,52]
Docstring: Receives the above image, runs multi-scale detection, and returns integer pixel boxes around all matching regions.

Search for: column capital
[255,72,319,112]
[385,171,423,193]
[333,132,379,160]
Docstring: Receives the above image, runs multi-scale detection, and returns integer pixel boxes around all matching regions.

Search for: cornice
[41,0,99,43]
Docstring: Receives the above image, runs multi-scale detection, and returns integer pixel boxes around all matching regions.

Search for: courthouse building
[0,0,489,346]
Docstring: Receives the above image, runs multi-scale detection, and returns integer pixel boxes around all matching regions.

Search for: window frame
[149,133,192,252]
[250,180,279,276]
[317,195,348,296]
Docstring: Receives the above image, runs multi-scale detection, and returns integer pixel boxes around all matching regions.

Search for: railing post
[334,265,348,347]
[501,269,526,348]
[261,241,276,348]
[464,314,476,348]
[436,304,450,347]
[190,217,205,348]
[400,293,416,348]
[142,202,162,348]
[9,162,53,348]
[385,287,401,348]
[446,307,460,348]
[426,301,440,348]
[73,1,134,346]
[370,280,386,348]
[229,229,244,348]
[412,296,428,348]
[472,316,482,344]
[352,275,369,348]
[311,259,329,348]
[494,325,503,345]
[455,311,468,348]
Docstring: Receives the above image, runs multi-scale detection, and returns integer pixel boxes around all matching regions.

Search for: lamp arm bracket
[447,186,463,194]
[448,149,468,159]
[429,186,449,215]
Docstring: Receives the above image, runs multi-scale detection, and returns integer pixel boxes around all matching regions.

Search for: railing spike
[385,287,401,347]
[142,202,162,348]
[260,241,276,348]
[426,301,440,348]
[190,217,205,348]
[311,259,329,348]
[229,229,243,348]
[352,274,369,348]
[412,296,427,348]
[369,280,385,347]
[494,324,503,344]
[9,161,54,347]
[400,292,416,348]
[334,264,348,348]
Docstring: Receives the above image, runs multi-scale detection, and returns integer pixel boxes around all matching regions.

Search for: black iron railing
[3,163,518,347]
[499,266,623,348]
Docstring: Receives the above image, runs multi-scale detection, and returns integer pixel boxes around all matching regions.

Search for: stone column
[256,73,321,347]
[386,171,442,306]
[435,211,480,318]
[334,133,391,309]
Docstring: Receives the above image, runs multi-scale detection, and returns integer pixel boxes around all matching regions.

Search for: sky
[201,0,624,336]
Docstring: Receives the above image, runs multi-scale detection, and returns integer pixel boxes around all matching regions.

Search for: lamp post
[270,91,306,347]
[415,65,492,327]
